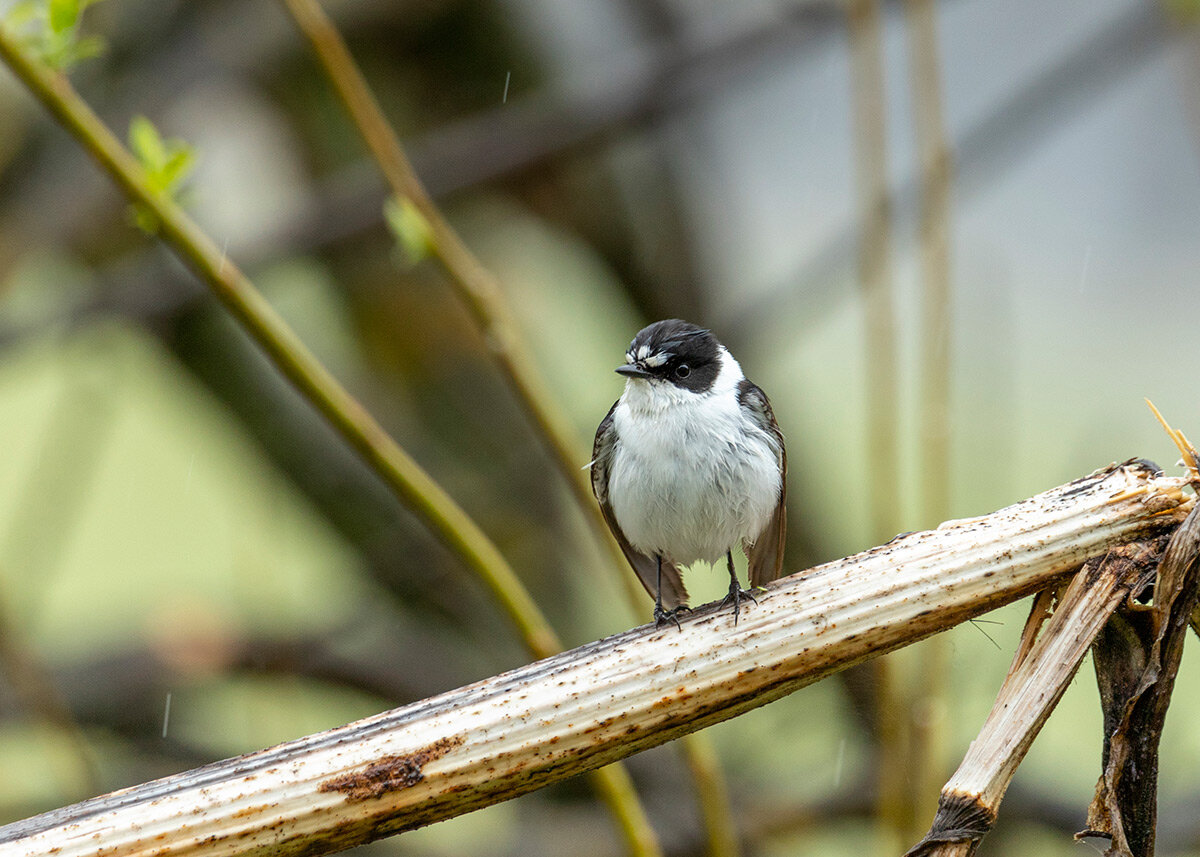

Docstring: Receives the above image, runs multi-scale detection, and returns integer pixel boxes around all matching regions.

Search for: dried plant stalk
[0,461,1191,857]
[905,536,1170,857]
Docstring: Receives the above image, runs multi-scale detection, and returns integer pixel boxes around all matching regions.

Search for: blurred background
[0,0,1199,855]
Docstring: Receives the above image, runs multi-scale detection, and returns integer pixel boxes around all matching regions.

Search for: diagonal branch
[0,461,1190,857]
[0,14,559,658]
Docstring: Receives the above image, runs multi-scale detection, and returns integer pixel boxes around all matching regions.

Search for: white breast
[607,349,782,566]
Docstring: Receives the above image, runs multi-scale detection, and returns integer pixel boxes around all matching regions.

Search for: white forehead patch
[632,343,673,366]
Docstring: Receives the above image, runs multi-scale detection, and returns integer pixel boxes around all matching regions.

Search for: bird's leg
[652,554,687,631]
[719,550,757,625]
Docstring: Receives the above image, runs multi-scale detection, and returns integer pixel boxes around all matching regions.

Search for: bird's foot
[653,604,691,631]
[719,582,759,625]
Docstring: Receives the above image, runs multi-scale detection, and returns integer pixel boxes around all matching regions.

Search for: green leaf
[124,117,198,232]
[4,0,109,71]
[160,147,197,190]
[41,29,77,69]
[48,0,79,35]
[384,196,435,265]
[129,115,166,171]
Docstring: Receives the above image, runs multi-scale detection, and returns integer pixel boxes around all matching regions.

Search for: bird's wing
[738,380,787,588]
[592,402,689,610]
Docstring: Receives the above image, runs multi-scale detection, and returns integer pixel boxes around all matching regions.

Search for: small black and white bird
[590,319,786,627]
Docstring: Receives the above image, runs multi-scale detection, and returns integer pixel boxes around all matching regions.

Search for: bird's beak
[615,363,654,379]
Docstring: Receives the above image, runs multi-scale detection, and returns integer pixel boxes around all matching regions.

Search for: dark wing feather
[738,381,787,588]
[591,401,689,610]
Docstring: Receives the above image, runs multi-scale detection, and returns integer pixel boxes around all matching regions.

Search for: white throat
[607,347,780,566]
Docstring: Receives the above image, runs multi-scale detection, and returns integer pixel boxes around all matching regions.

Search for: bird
[590,319,786,627]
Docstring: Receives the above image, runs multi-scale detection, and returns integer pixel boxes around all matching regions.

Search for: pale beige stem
[847,0,905,843]
[905,0,956,832]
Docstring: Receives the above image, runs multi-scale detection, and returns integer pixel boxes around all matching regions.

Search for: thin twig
[1146,399,1200,481]
[275,0,643,609]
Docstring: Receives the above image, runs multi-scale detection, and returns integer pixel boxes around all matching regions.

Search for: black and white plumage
[591,319,787,626]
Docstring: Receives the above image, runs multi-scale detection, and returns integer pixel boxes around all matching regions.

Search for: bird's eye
[675,364,691,379]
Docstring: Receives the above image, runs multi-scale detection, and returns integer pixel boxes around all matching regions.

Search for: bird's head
[616,319,723,393]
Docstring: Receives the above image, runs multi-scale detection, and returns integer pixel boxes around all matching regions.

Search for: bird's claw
[719,584,758,625]
[653,604,690,631]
